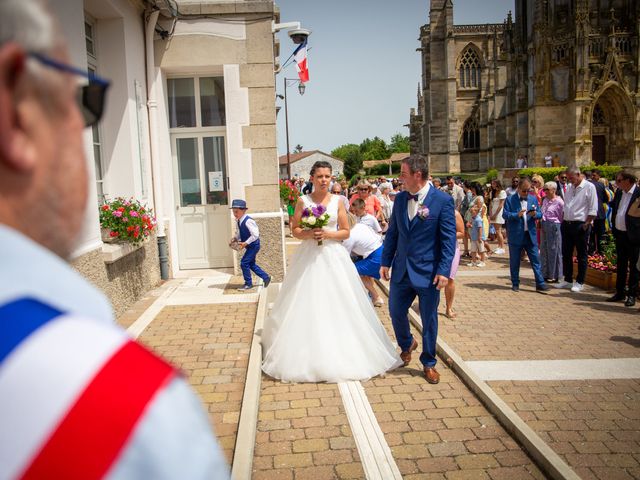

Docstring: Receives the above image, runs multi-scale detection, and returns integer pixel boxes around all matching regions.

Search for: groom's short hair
[402,155,429,180]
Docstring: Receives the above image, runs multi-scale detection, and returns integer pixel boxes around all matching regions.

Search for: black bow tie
[408,193,419,201]
[520,197,528,201]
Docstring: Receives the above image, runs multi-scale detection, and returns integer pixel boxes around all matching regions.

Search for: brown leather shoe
[400,338,418,366]
[424,367,440,384]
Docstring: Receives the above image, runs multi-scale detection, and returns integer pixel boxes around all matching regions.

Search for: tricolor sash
[0,298,175,479]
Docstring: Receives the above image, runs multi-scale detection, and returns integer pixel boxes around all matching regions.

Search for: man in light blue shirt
[0,1,228,477]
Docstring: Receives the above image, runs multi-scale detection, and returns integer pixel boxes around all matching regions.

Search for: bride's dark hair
[310,161,332,176]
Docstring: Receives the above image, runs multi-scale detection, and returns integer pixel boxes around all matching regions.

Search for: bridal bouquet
[300,204,331,245]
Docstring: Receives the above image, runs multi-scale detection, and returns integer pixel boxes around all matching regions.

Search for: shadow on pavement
[610,335,640,348]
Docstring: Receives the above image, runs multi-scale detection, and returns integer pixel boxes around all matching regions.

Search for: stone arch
[457,43,483,89]
[591,82,635,166]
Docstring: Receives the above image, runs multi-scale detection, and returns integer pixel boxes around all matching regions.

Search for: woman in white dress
[262,161,403,383]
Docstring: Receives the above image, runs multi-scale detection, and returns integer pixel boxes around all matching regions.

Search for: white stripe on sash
[0,315,127,480]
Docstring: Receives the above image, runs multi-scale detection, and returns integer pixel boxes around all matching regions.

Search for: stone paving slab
[135,302,256,464]
[490,380,640,480]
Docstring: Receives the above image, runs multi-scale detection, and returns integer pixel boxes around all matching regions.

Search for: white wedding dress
[261,194,403,383]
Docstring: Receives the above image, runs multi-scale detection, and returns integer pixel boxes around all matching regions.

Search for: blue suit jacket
[381,187,457,289]
[502,193,542,246]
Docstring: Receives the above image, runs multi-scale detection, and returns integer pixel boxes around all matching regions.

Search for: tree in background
[331,144,363,179]
[389,133,410,153]
[360,137,390,160]
[331,132,410,179]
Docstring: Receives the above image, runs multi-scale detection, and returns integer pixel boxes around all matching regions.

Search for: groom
[380,155,456,384]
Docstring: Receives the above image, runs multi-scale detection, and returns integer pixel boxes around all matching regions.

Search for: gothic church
[409,0,640,173]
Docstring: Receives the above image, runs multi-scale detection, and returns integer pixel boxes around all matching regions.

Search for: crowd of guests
[286,166,640,313]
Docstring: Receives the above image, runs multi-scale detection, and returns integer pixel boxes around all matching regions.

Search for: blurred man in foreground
[0,1,228,477]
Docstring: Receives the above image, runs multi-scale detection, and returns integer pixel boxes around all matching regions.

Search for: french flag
[293,40,309,83]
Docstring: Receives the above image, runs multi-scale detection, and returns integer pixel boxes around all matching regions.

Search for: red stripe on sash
[21,340,175,480]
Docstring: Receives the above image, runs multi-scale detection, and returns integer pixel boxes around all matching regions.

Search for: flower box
[573,262,617,291]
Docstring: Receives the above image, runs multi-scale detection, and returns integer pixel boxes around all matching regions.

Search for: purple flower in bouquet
[311,204,326,217]
[299,202,331,246]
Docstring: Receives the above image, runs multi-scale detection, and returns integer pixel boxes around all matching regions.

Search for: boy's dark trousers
[240,241,269,287]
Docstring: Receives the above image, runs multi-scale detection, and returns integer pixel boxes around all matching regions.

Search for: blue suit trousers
[388,272,439,368]
[508,237,545,287]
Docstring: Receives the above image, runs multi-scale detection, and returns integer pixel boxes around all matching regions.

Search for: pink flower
[112,210,123,217]
[417,205,430,220]
[130,211,139,217]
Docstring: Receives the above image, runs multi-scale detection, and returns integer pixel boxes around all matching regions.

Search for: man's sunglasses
[29,52,110,127]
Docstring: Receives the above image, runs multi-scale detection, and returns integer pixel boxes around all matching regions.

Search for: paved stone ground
[114,237,639,479]
[362,307,546,480]
[252,239,546,479]
[440,248,640,479]
[489,380,640,480]
[253,381,365,479]
[129,302,256,464]
[441,255,638,361]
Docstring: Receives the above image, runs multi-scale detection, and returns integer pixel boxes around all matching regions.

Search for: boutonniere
[416,203,430,220]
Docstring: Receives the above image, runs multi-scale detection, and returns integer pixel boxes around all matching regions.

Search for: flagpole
[284,76,291,179]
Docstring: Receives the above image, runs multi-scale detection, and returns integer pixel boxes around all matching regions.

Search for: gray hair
[0,0,61,53]
[543,181,557,192]
[566,166,581,176]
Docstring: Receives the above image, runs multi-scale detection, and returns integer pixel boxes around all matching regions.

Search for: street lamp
[278,77,306,179]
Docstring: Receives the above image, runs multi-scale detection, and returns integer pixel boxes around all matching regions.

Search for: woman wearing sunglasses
[349,180,387,229]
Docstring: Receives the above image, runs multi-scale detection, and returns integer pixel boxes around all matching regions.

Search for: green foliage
[486,169,499,182]
[331,143,363,179]
[366,162,401,176]
[360,137,390,160]
[586,163,623,180]
[517,167,566,182]
[389,133,410,153]
[331,132,410,180]
[518,163,622,182]
[600,236,617,267]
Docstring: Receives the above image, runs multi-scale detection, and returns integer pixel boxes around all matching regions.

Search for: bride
[262,161,403,383]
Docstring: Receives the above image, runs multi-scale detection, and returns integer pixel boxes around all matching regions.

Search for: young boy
[230,199,271,290]
[351,198,382,234]
[467,205,486,267]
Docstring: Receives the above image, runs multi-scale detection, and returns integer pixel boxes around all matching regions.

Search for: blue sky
[275,0,514,155]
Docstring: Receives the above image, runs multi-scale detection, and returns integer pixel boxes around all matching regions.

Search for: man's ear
[0,44,38,173]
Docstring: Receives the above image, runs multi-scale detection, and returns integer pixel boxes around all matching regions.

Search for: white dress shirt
[563,179,599,222]
[235,214,259,244]
[615,184,637,231]
[408,183,431,221]
[520,199,529,231]
[358,213,382,234]
[342,223,383,258]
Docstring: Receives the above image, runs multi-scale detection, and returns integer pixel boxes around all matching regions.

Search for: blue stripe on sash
[0,298,63,364]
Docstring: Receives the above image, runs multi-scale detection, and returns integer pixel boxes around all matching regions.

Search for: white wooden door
[173,134,232,269]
